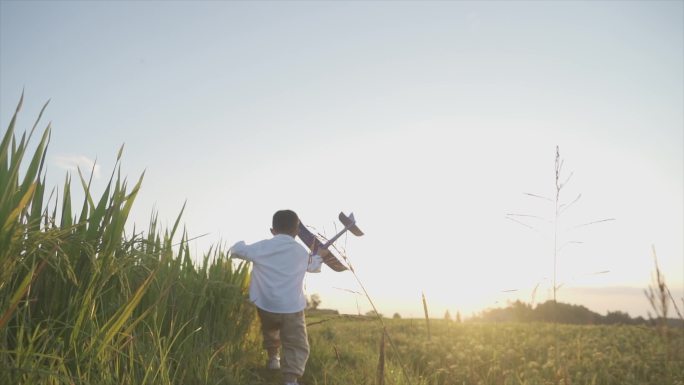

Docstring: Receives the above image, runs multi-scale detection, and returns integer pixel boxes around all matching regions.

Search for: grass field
[299,316,684,385]
[2,100,683,385]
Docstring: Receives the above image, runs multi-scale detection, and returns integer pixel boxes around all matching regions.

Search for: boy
[229,209,325,385]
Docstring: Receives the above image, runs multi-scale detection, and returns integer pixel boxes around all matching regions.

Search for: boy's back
[231,234,311,313]
[228,209,322,385]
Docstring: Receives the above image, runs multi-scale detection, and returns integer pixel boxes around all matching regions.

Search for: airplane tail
[339,212,364,236]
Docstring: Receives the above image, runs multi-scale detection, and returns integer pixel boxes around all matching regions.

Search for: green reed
[0,95,256,385]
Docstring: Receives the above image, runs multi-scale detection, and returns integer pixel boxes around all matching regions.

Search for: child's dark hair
[272,210,299,235]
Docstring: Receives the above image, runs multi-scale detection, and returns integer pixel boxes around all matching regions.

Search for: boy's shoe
[267,356,280,370]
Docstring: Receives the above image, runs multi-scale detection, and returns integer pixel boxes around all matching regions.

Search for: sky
[1,0,682,319]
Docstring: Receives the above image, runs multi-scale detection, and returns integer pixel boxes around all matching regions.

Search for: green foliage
[0,97,256,385]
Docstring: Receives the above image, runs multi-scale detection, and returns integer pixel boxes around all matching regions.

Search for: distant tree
[392,312,401,319]
[604,310,633,325]
[533,301,600,324]
[510,300,534,322]
[444,310,452,321]
[306,294,322,310]
[456,311,462,323]
[366,310,383,318]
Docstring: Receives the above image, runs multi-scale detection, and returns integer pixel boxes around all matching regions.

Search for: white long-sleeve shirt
[229,234,323,313]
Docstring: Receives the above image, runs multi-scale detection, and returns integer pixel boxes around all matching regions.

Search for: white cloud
[53,155,102,179]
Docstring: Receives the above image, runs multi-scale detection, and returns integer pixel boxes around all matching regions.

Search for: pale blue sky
[1,0,682,318]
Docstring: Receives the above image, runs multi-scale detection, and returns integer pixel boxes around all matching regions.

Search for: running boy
[229,209,325,385]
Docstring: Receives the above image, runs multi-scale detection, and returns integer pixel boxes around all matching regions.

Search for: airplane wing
[297,222,348,272]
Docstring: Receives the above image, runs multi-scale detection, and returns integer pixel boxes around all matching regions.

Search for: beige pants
[257,308,310,377]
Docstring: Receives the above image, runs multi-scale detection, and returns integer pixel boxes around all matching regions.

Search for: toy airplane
[298,212,364,272]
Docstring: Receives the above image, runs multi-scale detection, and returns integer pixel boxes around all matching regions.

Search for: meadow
[302,316,684,385]
[1,100,682,385]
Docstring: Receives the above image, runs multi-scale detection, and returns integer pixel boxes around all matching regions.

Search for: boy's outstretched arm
[229,241,253,261]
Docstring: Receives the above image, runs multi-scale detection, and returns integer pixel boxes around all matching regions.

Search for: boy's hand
[308,252,323,273]
[316,247,330,258]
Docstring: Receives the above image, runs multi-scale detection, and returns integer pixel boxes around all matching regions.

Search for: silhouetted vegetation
[472,300,684,326]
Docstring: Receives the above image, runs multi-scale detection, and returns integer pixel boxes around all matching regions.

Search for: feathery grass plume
[643,247,684,385]
[644,246,671,340]
[506,146,615,371]
[506,146,614,307]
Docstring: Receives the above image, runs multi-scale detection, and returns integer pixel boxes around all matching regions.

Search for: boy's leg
[280,310,309,382]
[257,308,282,358]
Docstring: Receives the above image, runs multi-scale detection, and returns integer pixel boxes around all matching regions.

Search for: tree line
[472,300,684,326]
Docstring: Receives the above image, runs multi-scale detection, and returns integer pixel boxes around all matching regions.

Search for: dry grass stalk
[330,244,413,385]
[376,330,385,385]
[333,344,342,366]
[422,291,431,341]
[644,246,670,340]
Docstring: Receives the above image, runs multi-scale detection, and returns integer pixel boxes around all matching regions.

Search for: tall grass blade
[0,260,46,329]
[94,269,158,358]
